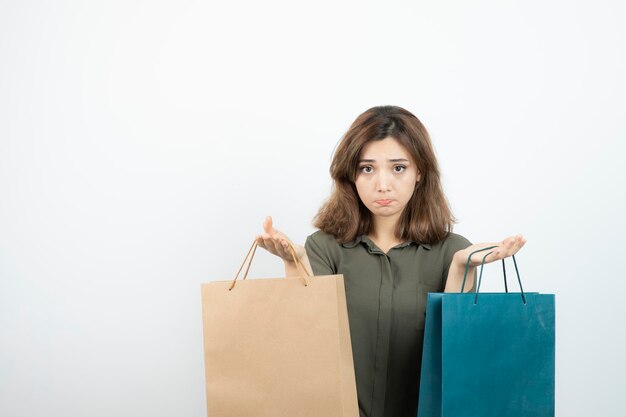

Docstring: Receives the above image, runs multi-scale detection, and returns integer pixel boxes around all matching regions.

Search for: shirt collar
[341,234,432,250]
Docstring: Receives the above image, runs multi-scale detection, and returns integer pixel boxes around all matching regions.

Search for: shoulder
[304,230,341,273]
[429,231,472,253]
[443,231,472,247]
[305,229,340,249]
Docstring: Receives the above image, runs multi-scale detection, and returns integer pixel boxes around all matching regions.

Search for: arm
[444,252,477,292]
[285,232,334,277]
[444,234,527,292]
[284,254,312,277]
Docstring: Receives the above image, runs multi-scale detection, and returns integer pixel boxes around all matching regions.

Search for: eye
[358,165,407,174]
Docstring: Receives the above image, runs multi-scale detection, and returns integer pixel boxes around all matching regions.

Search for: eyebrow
[358,158,410,163]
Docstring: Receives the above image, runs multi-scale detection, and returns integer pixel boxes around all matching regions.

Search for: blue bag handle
[460,245,527,305]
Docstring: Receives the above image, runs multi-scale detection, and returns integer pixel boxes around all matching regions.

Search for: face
[354,136,421,222]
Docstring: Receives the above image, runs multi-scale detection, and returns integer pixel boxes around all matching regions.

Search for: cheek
[354,182,366,199]
[400,179,417,199]
[355,177,368,191]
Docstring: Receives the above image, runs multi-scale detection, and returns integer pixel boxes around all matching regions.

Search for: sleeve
[441,234,477,292]
[304,233,336,276]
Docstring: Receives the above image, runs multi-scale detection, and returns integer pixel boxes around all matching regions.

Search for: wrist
[283,245,304,264]
[283,255,301,265]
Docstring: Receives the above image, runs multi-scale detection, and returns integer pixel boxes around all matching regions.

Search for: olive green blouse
[304,230,477,417]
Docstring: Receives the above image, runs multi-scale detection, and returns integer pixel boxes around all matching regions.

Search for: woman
[255,105,526,417]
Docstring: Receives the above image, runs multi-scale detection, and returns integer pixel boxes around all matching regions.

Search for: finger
[262,233,276,253]
[255,234,267,249]
[279,239,295,260]
[263,216,275,234]
[503,236,516,247]
[509,235,522,251]
[499,235,526,257]
[279,237,300,260]
[269,234,285,256]
[499,235,520,256]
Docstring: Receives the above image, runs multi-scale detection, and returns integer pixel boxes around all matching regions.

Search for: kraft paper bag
[201,240,359,417]
[418,246,555,417]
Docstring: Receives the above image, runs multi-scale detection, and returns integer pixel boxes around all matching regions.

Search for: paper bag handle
[460,245,527,305]
[228,239,312,290]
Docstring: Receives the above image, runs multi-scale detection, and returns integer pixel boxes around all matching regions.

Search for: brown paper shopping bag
[201,239,359,417]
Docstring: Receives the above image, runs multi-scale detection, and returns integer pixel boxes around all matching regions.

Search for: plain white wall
[1,0,624,416]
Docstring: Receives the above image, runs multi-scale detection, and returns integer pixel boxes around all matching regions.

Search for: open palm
[255,216,306,264]
[455,234,527,268]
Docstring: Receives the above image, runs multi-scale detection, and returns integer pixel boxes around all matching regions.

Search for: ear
[416,172,422,182]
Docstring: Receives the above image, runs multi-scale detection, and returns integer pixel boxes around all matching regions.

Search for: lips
[375,199,393,205]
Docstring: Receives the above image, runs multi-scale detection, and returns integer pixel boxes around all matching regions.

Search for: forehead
[359,137,412,161]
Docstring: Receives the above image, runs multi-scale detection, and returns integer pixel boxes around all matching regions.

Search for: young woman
[254,105,526,417]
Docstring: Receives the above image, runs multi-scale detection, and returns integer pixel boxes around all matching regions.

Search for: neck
[368,214,401,242]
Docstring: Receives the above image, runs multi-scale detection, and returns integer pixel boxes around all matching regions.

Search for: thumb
[263,215,275,234]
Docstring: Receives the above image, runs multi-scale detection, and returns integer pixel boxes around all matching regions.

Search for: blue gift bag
[417,246,555,417]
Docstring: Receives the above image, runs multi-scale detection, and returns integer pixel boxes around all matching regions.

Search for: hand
[454,234,527,268]
[255,216,306,264]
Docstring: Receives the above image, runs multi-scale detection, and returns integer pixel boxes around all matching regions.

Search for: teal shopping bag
[417,246,555,417]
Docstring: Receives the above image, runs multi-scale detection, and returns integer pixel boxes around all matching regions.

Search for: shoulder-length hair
[312,105,457,245]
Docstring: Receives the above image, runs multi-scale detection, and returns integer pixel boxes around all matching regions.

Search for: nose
[375,171,392,192]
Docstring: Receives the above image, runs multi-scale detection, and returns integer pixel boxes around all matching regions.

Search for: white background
[1,1,624,416]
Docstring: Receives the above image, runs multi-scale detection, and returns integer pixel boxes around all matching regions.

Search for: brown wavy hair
[311,105,457,245]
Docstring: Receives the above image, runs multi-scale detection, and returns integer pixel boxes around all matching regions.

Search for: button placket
[369,252,394,417]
